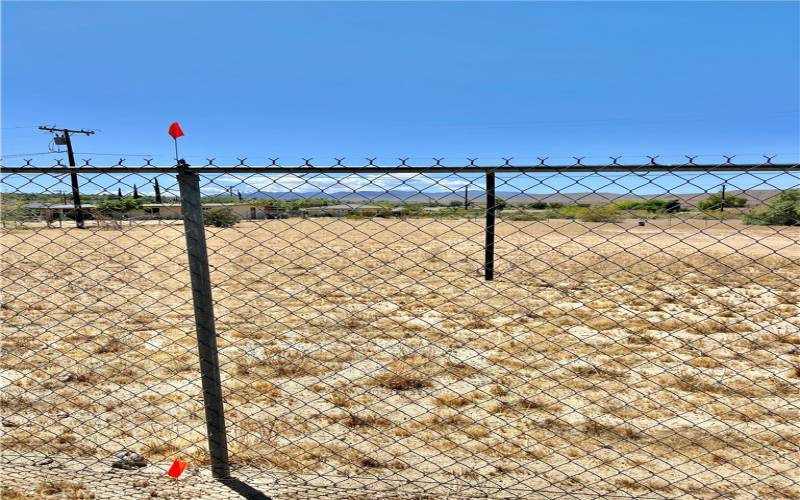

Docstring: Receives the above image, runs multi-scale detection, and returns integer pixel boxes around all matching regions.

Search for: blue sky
[2,1,798,168]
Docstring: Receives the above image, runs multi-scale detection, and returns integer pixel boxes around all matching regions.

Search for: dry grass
[1,217,798,498]
[1,480,94,499]
[370,357,434,391]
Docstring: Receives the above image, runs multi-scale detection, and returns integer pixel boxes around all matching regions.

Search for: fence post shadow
[219,478,272,500]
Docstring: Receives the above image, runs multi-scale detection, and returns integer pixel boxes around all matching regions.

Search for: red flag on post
[168,122,185,140]
[167,458,189,478]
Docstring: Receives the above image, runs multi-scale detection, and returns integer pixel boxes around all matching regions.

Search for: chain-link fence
[1,158,799,499]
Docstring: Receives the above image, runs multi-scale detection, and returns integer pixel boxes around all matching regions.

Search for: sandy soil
[1,217,799,499]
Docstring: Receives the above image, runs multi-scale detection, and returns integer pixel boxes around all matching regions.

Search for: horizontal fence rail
[1,158,799,499]
[3,162,799,174]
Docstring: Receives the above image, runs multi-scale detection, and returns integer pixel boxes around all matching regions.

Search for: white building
[304,204,386,217]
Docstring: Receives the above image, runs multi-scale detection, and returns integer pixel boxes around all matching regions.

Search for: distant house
[25,201,287,221]
[304,204,386,217]
[129,203,182,219]
[25,202,96,221]
[128,202,287,220]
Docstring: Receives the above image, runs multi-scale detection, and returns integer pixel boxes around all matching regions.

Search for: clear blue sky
[2,1,799,167]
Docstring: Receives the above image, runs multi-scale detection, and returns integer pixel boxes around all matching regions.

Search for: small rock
[2,417,21,427]
[34,456,54,466]
[132,479,150,488]
[56,412,70,419]
[111,450,147,469]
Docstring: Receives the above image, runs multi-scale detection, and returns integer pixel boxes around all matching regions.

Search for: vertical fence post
[177,164,231,479]
[484,171,496,281]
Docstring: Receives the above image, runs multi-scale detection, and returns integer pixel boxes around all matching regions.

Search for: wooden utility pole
[39,126,95,229]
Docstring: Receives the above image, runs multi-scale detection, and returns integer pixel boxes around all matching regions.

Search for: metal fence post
[177,165,231,479]
[484,171,496,281]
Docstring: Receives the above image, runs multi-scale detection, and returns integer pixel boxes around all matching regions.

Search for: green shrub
[576,204,621,223]
[743,189,800,226]
[503,210,546,221]
[693,210,740,220]
[615,199,681,213]
[96,198,143,217]
[204,207,240,228]
[554,206,584,219]
[698,192,747,211]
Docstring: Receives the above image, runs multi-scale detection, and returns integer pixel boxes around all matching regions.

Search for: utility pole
[39,126,95,229]
[464,185,469,209]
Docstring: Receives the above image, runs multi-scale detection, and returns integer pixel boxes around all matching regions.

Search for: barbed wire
[1,158,798,499]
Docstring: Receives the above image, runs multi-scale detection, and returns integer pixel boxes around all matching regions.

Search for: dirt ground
[1,217,799,499]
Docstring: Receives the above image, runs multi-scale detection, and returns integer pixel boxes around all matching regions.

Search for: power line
[0,151,63,158]
[73,151,154,157]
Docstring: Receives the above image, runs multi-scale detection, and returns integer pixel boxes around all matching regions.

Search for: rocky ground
[2,217,799,498]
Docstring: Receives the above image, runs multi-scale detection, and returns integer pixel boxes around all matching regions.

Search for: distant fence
[1,158,799,498]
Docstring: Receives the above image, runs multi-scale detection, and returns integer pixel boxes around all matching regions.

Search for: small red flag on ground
[168,122,184,140]
[167,458,189,478]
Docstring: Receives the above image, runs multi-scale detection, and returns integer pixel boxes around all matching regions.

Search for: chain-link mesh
[1,158,799,499]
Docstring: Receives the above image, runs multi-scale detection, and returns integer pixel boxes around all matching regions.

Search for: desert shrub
[424,207,483,219]
[743,189,800,226]
[504,210,546,221]
[554,206,583,219]
[615,199,681,213]
[698,192,747,211]
[694,210,741,220]
[527,201,548,209]
[577,204,621,223]
[204,207,240,227]
[493,197,508,211]
[397,204,425,216]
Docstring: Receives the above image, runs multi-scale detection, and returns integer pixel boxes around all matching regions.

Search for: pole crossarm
[37,126,96,136]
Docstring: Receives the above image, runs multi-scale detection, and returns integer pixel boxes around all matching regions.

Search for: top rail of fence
[2,161,800,174]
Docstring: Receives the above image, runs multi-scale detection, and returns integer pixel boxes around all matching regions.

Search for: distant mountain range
[242,189,783,206]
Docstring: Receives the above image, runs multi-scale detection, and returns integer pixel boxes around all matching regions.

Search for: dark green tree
[132,184,140,199]
[153,178,162,203]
